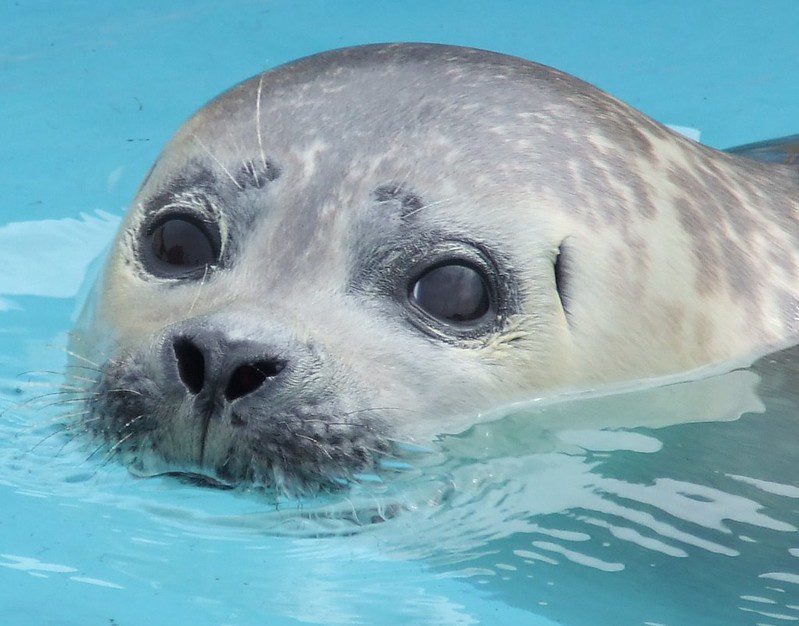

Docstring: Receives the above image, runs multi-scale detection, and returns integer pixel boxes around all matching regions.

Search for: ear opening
[554,242,572,323]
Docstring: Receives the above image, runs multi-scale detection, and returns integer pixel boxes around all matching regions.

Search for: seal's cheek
[96,257,223,348]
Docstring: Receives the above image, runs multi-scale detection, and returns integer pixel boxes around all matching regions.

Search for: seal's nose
[171,332,286,402]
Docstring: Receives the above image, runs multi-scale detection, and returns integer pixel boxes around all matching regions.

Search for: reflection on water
[0,215,798,625]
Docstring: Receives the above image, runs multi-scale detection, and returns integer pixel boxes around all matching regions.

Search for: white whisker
[191,134,244,190]
[61,348,101,368]
[404,196,458,218]
[187,263,209,317]
[256,73,268,169]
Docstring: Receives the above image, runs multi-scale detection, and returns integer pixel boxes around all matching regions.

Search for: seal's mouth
[161,471,236,490]
[101,410,396,495]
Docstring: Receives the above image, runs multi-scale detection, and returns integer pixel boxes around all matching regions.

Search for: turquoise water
[2,2,799,624]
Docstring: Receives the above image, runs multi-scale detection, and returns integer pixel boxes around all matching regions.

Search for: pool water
[2,2,799,624]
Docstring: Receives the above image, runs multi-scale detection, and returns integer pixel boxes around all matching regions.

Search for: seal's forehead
[139,42,647,207]
[174,43,605,153]
[134,42,674,242]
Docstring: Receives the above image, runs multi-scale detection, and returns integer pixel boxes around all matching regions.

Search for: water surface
[2,2,799,624]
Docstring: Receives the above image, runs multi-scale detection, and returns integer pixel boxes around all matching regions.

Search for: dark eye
[410,262,491,324]
[143,216,220,278]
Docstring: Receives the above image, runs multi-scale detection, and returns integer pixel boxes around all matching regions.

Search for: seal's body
[71,44,799,491]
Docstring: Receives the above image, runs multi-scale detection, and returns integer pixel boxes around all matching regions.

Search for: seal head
[71,43,799,491]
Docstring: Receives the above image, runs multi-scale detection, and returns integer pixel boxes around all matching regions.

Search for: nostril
[174,338,205,394]
[224,360,284,401]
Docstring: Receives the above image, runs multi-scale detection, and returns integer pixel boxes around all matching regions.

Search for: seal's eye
[409,263,491,324]
[142,215,220,278]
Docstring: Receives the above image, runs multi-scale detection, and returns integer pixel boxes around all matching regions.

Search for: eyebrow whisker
[403,196,459,219]
[256,73,268,170]
[191,134,244,191]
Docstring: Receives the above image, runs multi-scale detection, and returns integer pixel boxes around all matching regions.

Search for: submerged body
[71,44,799,491]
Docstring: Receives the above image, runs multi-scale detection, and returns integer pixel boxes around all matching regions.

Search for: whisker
[56,429,85,457]
[28,397,96,410]
[191,134,244,191]
[100,430,137,465]
[30,409,92,427]
[17,369,67,378]
[10,380,66,391]
[221,121,255,187]
[107,387,143,397]
[403,196,459,219]
[24,385,141,410]
[296,434,333,459]
[120,414,146,432]
[15,369,99,385]
[63,364,104,374]
[51,417,103,446]
[28,423,72,453]
[15,393,94,410]
[69,375,99,384]
[186,263,209,317]
[63,348,101,368]
[256,73,268,169]
[85,440,108,463]
[248,158,260,187]
[27,389,89,399]
[50,384,91,393]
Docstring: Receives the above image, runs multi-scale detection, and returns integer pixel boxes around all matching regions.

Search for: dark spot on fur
[373,183,424,214]
[230,411,247,427]
[673,196,722,295]
[235,159,281,189]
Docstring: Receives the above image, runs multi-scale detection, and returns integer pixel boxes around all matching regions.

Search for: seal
[68,43,799,492]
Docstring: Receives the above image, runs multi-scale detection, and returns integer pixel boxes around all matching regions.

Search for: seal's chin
[105,425,385,495]
[97,413,393,495]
